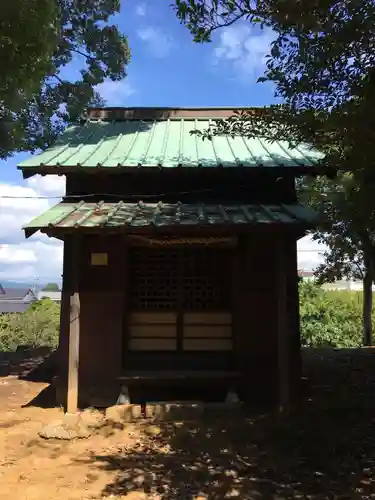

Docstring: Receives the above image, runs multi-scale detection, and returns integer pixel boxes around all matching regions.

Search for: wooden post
[67,238,80,414]
[277,238,289,411]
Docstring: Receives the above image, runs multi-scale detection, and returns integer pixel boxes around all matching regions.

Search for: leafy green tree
[299,173,374,345]
[299,280,363,348]
[174,0,375,174]
[42,283,60,292]
[0,299,60,351]
[0,0,58,128]
[1,0,130,158]
[174,0,375,344]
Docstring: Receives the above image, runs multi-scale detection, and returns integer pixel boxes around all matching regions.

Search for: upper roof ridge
[86,107,263,122]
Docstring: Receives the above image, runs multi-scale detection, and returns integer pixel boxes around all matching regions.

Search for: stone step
[105,401,243,423]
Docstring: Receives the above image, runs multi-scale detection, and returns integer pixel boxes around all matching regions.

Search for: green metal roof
[23,201,318,237]
[18,119,324,172]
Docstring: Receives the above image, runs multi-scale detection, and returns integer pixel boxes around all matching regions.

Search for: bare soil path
[0,348,375,499]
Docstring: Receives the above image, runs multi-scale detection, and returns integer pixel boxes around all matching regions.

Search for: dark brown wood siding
[232,234,301,404]
[57,235,127,406]
[233,235,278,403]
[57,231,301,407]
[285,237,302,398]
[65,171,297,205]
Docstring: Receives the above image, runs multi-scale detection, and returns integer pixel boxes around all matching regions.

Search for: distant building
[37,290,61,302]
[0,285,37,314]
[298,270,315,280]
[298,270,375,291]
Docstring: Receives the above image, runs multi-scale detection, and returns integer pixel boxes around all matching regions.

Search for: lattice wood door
[128,246,233,352]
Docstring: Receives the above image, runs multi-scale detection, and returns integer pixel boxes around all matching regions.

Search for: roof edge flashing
[86,106,265,122]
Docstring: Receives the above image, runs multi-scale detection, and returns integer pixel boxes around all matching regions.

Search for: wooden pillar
[67,238,80,414]
[277,237,290,411]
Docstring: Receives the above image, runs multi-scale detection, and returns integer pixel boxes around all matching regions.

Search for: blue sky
[0,0,324,284]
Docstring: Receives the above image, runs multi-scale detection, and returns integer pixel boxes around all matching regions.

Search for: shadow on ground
[22,384,57,409]
[76,349,375,499]
[0,347,58,408]
[0,346,56,382]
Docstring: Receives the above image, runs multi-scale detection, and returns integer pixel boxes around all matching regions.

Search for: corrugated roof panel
[100,121,140,166]
[123,121,156,166]
[179,120,199,167]
[23,201,318,237]
[259,139,301,167]
[18,117,324,171]
[241,137,279,167]
[194,120,215,167]
[225,136,256,167]
[210,135,237,167]
[157,120,183,168]
[142,119,170,166]
[56,122,108,166]
[66,122,119,167]
[85,122,124,166]
[47,123,100,166]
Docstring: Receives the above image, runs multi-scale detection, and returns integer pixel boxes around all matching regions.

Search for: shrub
[299,280,363,348]
[0,299,59,351]
[0,284,369,352]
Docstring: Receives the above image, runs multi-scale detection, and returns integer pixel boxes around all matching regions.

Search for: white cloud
[137,27,173,58]
[297,235,327,271]
[135,3,147,16]
[27,175,66,197]
[213,24,275,77]
[0,246,37,264]
[96,79,136,106]
[0,176,65,283]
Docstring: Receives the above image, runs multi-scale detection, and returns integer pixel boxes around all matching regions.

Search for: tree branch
[53,74,64,84]
[71,47,96,62]
[208,11,252,37]
[353,259,364,280]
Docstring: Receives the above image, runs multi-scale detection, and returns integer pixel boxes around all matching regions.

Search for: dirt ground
[1,349,375,500]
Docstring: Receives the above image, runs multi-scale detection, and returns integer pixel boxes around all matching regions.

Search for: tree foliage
[299,174,366,284]
[174,0,375,170]
[299,280,363,348]
[298,172,374,344]
[42,283,60,292]
[0,0,130,158]
[0,299,60,351]
[0,0,58,112]
[174,0,375,344]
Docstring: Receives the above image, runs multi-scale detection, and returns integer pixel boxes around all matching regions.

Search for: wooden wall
[56,232,301,407]
[65,170,297,205]
[285,237,302,399]
[57,236,127,406]
[232,234,301,405]
[233,235,278,403]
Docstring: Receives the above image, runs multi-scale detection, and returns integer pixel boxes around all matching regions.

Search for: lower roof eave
[19,164,338,180]
[28,223,313,241]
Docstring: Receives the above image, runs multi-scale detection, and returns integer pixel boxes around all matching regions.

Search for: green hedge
[300,280,364,348]
[0,285,370,351]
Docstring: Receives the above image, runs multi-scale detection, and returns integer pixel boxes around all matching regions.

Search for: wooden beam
[277,238,290,411]
[67,239,80,414]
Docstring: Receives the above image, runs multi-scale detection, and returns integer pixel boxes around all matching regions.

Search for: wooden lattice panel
[129,248,179,310]
[182,248,231,310]
[129,247,231,311]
